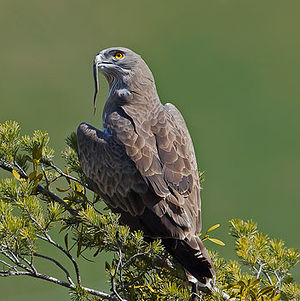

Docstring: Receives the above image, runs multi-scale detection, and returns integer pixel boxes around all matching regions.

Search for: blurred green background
[1,0,299,299]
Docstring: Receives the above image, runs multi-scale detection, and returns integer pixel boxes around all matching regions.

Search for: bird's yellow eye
[114,52,124,60]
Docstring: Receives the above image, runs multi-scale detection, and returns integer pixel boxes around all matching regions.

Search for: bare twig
[191,291,203,300]
[37,234,81,285]
[123,252,148,268]
[110,239,124,301]
[0,268,75,288]
[41,163,49,187]
[1,249,35,274]
[256,262,266,279]
[18,253,38,275]
[0,259,18,272]
[1,248,19,264]
[14,160,27,176]
[263,271,273,286]
[81,285,127,301]
[0,270,30,277]
[0,265,126,300]
[31,252,75,286]
[46,162,89,190]
[274,270,283,291]
[213,287,230,300]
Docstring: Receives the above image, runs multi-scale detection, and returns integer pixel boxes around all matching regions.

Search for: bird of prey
[77,47,215,293]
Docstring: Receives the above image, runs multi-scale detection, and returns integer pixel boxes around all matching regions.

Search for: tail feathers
[162,235,215,287]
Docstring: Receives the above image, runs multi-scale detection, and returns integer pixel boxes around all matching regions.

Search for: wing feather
[77,122,148,216]
[78,98,202,235]
[118,101,202,234]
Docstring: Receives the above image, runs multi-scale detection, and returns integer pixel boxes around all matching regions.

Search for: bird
[77,47,215,294]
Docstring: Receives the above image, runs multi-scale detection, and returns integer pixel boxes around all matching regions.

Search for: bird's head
[93,47,155,112]
[94,47,141,79]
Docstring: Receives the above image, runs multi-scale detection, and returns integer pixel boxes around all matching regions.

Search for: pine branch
[0,159,78,216]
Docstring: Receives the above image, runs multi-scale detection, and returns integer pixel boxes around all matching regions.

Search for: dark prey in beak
[93,61,99,114]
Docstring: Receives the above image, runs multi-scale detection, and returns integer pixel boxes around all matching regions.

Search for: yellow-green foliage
[0,121,299,301]
[0,120,21,163]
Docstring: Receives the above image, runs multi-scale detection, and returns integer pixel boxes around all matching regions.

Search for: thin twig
[31,252,75,286]
[37,234,81,285]
[18,253,38,275]
[0,270,30,277]
[1,268,75,288]
[274,270,283,291]
[13,160,27,176]
[123,252,148,268]
[110,234,124,301]
[48,174,62,184]
[41,163,49,187]
[46,162,90,190]
[81,285,127,301]
[2,250,33,274]
[191,291,203,300]
[263,271,273,286]
[0,268,126,301]
[110,250,124,301]
[1,248,19,264]
[213,287,230,300]
[0,249,17,264]
[256,262,266,279]
[0,259,18,272]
